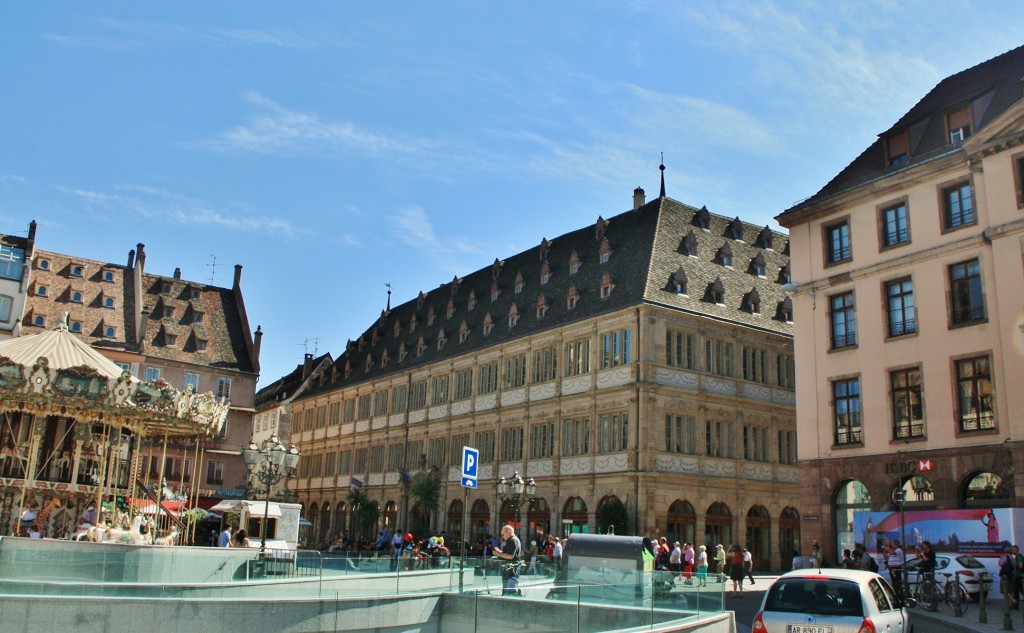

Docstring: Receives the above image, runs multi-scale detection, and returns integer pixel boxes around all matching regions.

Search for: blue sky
[1,2,1022,386]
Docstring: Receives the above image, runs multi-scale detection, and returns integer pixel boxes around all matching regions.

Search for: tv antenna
[295,337,320,357]
[207,255,219,285]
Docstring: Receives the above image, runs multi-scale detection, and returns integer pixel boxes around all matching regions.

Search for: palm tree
[347,487,379,544]
[408,473,441,536]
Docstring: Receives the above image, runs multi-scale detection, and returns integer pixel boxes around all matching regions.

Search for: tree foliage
[597,497,630,535]
[347,487,379,541]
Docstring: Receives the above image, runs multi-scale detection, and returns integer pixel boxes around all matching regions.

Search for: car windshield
[956,555,984,568]
[764,578,864,617]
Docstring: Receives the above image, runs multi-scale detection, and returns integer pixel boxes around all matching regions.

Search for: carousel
[0,318,230,545]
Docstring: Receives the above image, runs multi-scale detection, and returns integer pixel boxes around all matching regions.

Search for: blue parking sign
[461,446,479,480]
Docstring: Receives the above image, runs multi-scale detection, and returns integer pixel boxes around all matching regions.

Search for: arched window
[383,500,398,532]
[834,480,871,557]
[746,505,770,570]
[526,497,550,539]
[704,502,732,549]
[963,471,1012,508]
[447,499,464,535]
[470,499,490,546]
[666,499,696,546]
[779,507,801,570]
[563,497,588,535]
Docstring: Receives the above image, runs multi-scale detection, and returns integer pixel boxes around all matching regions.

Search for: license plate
[787,626,833,633]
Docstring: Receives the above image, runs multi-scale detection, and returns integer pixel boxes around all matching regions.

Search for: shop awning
[209,499,282,519]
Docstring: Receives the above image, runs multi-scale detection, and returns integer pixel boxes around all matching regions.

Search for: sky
[1,2,1022,387]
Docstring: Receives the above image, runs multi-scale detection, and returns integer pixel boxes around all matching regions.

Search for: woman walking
[729,544,745,596]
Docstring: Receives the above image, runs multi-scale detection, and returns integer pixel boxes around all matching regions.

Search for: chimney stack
[253,325,263,369]
[173,267,181,280]
[633,187,646,210]
[302,353,314,379]
[233,264,243,290]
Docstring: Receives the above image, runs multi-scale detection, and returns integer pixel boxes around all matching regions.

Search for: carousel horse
[153,527,179,546]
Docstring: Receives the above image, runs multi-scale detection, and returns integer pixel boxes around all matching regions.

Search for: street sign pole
[460,485,469,592]
[458,446,479,593]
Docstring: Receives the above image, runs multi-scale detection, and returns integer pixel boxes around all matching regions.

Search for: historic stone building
[0,226,262,509]
[777,45,1024,562]
[290,181,798,569]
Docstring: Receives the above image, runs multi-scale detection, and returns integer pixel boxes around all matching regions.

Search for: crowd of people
[644,538,755,596]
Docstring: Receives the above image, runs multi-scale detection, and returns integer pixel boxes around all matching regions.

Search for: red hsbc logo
[918,459,934,472]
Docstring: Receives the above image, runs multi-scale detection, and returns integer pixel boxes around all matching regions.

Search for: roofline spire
[385,282,392,312]
[659,154,666,198]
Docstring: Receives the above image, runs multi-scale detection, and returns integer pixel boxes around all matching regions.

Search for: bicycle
[916,570,969,615]
[940,571,970,616]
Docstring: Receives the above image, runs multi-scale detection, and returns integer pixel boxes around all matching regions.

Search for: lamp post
[242,435,300,552]
[496,472,537,530]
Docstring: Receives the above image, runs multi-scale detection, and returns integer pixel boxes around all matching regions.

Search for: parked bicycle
[914,569,969,616]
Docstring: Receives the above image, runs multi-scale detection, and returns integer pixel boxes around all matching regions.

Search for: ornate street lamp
[496,471,537,514]
[242,435,300,552]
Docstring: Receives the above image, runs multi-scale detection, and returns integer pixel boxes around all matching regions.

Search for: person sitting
[232,529,252,548]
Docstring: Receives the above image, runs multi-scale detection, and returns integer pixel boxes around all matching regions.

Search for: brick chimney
[302,353,314,379]
[633,187,646,210]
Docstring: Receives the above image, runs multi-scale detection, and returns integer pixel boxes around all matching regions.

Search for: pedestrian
[669,541,682,581]
[494,525,523,595]
[792,549,803,570]
[887,540,905,592]
[811,542,823,568]
[841,549,854,569]
[390,529,404,570]
[684,542,695,584]
[696,545,709,587]
[1000,546,1018,608]
[218,524,232,548]
[729,545,745,596]
[743,547,755,585]
[715,544,727,582]
[526,539,538,574]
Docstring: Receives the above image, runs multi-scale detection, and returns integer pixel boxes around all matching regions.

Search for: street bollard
[979,572,987,625]
[1004,583,1014,631]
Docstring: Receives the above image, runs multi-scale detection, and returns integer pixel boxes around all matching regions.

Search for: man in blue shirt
[218,525,232,547]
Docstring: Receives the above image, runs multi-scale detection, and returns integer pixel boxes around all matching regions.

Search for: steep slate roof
[302,195,791,399]
[256,352,332,409]
[781,44,1024,215]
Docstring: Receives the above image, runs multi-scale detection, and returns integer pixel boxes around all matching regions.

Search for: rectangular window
[184,371,199,392]
[478,362,499,394]
[890,368,924,439]
[391,385,408,412]
[428,438,447,468]
[881,203,910,247]
[886,278,916,337]
[561,417,590,456]
[450,433,470,465]
[532,346,558,383]
[0,244,25,281]
[329,402,341,425]
[742,426,770,463]
[665,415,697,454]
[776,355,795,390]
[325,452,337,476]
[454,368,473,400]
[431,375,450,405]
[316,405,327,428]
[530,422,555,459]
[704,339,734,377]
[825,221,851,264]
[600,329,631,368]
[598,412,628,453]
[354,448,368,473]
[387,442,404,470]
[742,347,769,383]
[410,380,428,409]
[374,391,389,417]
[504,354,527,388]
[957,356,994,432]
[476,430,496,463]
[344,399,356,422]
[777,430,796,465]
[666,330,696,369]
[833,378,862,445]
[705,420,732,458]
[370,445,385,472]
[501,427,523,461]
[145,367,161,382]
[950,259,985,325]
[216,377,231,400]
[564,338,591,376]
[338,450,351,475]
[407,440,424,470]
[357,394,372,419]
[830,292,857,349]
[943,182,975,230]
[205,460,224,485]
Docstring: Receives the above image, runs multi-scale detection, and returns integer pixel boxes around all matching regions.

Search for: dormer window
[104,326,116,338]
[103,271,115,282]
[104,297,115,309]
[417,291,427,308]
[427,307,436,326]
[600,273,614,299]
[468,291,477,311]
[757,226,774,250]
[707,278,725,305]
[749,252,767,277]
[595,216,607,241]
[567,285,579,310]
[508,304,519,328]
[450,275,461,297]
[71,265,84,277]
[393,320,401,338]
[196,339,207,351]
[71,291,83,303]
[483,313,494,336]
[166,334,178,346]
[716,243,733,267]
[416,337,426,356]
[744,288,762,314]
[358,335,366,352]
[539,238,551,261]
[693,206,710,230]
[381,350,390,368]
[491,280,501,302]
[671,266,687,295]
[777,297,794,323]
[886,131,909,166]
[437,332,447,350]
[193,311,203,323]
[514,272,525,294]
[726,217,744,240]
[536,295,548,318]
[70,320,82,333]
[344,361,352,379]
[164,307,174,318]
[447,300,455,319]
[540,261,551,285]
[777,262,792,286]
[682,231,698,257]
[366,355,374,371]
[598,238,612,264]
[491,258,503,280]
[948,106,972,144]
[190,289,200,300]
[399,343,408,362]
[459,321,470,343]
[33,315,45,327]
[162,283,171,294]
[410,315,418,332]
[36,285,47,297]
[37,259,49,271]
[569,250,581,275]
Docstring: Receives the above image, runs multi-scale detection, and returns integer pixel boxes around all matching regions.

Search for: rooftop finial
[385,282,392,312]
[659,154,666,198]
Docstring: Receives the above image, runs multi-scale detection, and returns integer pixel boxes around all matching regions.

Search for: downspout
[633,306,642,537]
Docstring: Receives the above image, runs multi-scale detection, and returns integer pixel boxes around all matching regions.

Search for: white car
[753,568,913,633]
[885,553,994,599]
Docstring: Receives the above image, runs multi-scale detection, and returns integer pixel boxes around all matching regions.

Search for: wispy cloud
[52,183,303,238]
[386,205,479,275]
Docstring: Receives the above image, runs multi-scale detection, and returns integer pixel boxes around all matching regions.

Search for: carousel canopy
[0,322,230,437]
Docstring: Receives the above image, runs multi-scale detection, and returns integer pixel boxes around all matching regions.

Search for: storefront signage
[883,460,915,474]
